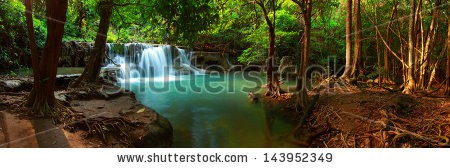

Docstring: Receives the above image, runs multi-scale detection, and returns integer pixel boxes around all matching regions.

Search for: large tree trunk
[70,0,113,88]
[446,20,450,95]
[296,0,312,110]
[341,0,352,80]
[25,0,68,117]
[383,1,397,83]
[351,0,363,78]
[403,0,416,94]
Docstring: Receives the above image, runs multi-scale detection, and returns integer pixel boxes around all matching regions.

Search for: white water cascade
[105,43,200,82]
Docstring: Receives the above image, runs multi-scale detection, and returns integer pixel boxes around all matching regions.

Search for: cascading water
[105,43,200,82]
[176,48,205,74]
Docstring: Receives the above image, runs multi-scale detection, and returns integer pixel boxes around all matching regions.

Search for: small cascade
[105,43,201,82]
[139,45,173,78]
[176,48,205,75]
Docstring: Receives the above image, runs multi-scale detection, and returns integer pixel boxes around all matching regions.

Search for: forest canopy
[0,0,449,88]
[0,0,449,149]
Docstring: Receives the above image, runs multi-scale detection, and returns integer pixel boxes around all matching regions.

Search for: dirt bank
[269,78,450,148]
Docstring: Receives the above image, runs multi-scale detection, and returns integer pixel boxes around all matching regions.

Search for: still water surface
[120,72,295,147]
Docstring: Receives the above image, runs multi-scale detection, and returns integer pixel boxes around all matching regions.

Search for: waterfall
[177,48,205,75]
[105,43,201,82]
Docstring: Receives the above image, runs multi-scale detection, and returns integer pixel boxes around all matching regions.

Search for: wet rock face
[190,51,231,71]
[0,75,79,92]
[0,79,32,92]
[59,41,93,67]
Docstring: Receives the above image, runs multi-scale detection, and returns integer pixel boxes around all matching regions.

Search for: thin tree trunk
[341,0,352,80]
[383,0,397,83]
[74,0,86,37]
[296,0,312,110]
[25,0,39,77]
[427,60,438,89]
[363,6,409,68]
[351,0,363,79]
[266,25,280,96]
[403,0,416,94]
[413,0,422,86]
[26,0,68,117]
[446,20,450,95]
[70,0,113,87]
[374,5,381,86]
[418,11,424,89]
[256,0,281,97]
[421,0,440,89]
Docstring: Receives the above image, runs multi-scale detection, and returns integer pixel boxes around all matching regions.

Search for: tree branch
[362,5,410,68]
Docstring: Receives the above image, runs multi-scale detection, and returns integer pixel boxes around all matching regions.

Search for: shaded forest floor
[0,92,101,147]
[272,78,450,148]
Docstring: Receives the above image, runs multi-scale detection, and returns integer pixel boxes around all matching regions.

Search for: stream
[106,43,295,147]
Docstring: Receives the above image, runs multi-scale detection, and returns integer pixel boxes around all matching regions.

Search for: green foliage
[60,0,218,45]
[238,4,301,64]
[1,0,449,79]
[151,0,219,44]
[32,17,47,48]
[0,0,27,68]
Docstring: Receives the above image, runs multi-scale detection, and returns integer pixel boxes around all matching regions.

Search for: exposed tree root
[64,110,144,146]
[342,111,449,147]
[292,92,320,133]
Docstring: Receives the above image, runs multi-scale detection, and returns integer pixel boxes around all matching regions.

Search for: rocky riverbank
[0,75,173,148]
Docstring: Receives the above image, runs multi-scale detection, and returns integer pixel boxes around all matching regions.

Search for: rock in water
[248,91,259,103]
[140,114,173,147]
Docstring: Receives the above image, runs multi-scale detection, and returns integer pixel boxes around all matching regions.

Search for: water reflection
[121,72,295,147]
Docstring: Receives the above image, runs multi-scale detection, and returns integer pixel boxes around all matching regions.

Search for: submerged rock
[248,91,260,103]
[139,114,173,147]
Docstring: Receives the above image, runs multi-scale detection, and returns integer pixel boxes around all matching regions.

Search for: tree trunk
[256,0,280,97]
[341,0,352,80]
[375,6,381,86]
[25,0,68,117]
[421,0,440,90]
[74,0,86,37]
[266,25,281,96]
[413,0,422,86]
[296,0,312,110]
[383,1,397,83]
[403,0,416,94]
[446,20,450,95]
[70,0,113,88]
[351,0,363,78]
